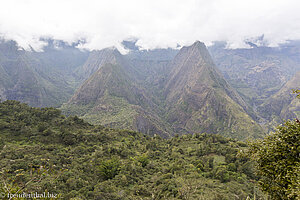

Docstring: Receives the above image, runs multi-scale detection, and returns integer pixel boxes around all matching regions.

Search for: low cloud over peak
[0,0,299,51]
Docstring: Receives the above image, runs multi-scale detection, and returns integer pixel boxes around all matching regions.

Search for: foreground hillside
[0,100,265,199]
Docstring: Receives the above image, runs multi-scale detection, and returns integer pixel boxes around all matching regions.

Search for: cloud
[0,0,299,51]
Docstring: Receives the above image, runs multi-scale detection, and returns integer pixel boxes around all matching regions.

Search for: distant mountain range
[0,38,299,139]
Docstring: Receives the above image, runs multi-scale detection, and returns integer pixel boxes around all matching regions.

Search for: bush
[137,154,149,167]
[98,158,121,180]
[248,120,300,200]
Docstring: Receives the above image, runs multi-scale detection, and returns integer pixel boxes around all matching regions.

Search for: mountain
[0,39,88,107]
[0,38,268,139]
[258,71,300,128]
[163,41,263,139]
[63,41,264,139]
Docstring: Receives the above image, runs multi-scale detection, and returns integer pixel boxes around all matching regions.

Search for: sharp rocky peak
[169,41,215,70]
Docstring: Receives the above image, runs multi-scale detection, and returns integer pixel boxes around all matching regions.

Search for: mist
[0,0,299,51]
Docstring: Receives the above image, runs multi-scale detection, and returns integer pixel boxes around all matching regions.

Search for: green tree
[248,120,300,199]
[98,158,120,180]
[136,154,149,167]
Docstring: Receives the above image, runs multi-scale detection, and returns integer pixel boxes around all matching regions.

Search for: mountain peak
[187,41,211,60]
[165,41,220,100]
[191,40,206,48]
[166,41,215,81]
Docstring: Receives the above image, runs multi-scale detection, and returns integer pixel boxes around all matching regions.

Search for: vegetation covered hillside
[0,100,265,199]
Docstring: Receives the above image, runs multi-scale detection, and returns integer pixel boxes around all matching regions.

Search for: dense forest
[0,100,266,199]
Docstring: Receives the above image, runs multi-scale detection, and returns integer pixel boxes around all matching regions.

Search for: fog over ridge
[0,0,300,52]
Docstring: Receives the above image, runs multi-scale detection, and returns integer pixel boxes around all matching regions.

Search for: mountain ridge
[62,41,264,139]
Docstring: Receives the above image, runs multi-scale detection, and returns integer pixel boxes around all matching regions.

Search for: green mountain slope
[0,100,265,199]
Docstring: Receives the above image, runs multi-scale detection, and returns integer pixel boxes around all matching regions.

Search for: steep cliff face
[165,42,247,108]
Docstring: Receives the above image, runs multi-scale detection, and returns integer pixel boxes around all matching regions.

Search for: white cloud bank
[0,0,299,51]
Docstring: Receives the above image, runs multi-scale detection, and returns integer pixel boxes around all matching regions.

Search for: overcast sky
[0,0,300,52]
